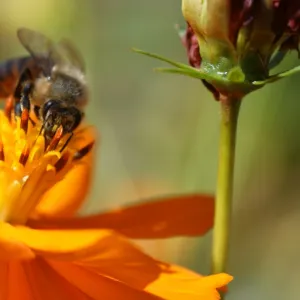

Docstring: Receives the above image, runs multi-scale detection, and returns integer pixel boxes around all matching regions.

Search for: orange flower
[0,107,232,299]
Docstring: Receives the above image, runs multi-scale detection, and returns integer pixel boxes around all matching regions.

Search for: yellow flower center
[0,109,93,224]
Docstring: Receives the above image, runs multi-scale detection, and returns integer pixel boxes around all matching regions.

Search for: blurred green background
[1,1,300,299]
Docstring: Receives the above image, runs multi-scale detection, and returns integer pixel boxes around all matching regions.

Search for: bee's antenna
[30,122,45,150]
[38,123,44,137]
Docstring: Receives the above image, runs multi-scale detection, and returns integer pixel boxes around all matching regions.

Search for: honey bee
[9,27,88,145]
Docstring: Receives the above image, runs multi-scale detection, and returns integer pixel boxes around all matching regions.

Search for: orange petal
[11,225,165,289]
[2,226,232,300]
[34,127,96,218]
[145,263,233,300]
[21,258,93,300]
[28,194,214,238]
[7,262,35,300]
[35,155,93,217]
[0,222,35,261]
[4,259,160,299]
[0,262,8,299]
[48,260,162,300]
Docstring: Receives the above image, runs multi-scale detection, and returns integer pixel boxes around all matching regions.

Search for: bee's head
[42,99,83,143]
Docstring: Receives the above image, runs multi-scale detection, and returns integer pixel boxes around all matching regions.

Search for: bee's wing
[56,39,86,73]
[17,27,62,76]
[18,28,85,75]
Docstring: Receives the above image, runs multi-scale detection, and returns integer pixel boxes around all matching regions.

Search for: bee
[10,27,88,145]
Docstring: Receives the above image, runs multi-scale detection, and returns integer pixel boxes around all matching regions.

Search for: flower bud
[180,0,300,97]
[135,0,300,99]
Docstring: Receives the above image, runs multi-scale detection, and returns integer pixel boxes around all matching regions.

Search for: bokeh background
[1,1,300,299]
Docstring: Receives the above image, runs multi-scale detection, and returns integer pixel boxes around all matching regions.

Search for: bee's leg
[14,68,33,119]
[4,95,14,121]
[14,68,33,100]
[28,116,36,127]
[59,132,73,153]
[33,105,40,119]
[19,82,34,133]
[26,105,40,127]
[73,141,95,160]
[47,125,64,151]
[57,107,83,153]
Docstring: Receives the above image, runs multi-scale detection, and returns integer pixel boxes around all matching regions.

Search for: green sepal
[154,67,207,80]
[253,65,300,85]
[268,51,287,70]
[132,48,213,81]
[132,48,195,70]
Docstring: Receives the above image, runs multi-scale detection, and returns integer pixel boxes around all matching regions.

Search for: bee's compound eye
[42,99,61,119]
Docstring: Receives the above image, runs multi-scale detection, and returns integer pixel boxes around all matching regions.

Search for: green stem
[212,95,241,277]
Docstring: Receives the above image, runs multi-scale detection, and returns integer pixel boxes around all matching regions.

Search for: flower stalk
[212,96,241,278]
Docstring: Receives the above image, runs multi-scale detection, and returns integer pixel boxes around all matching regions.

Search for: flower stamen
[0,97,94,224]
[19,143,29,166]
[54,151,71,172]
[0,139,5,161]
[73,141,94,160]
